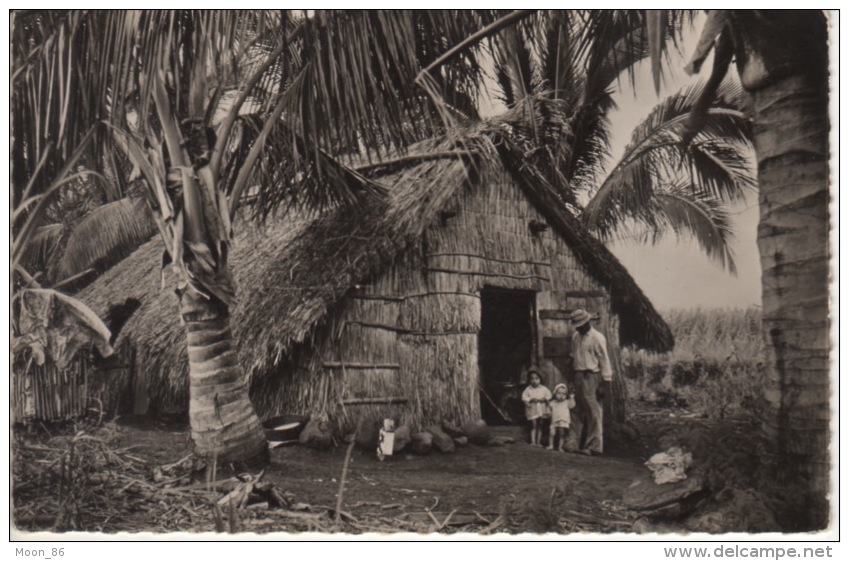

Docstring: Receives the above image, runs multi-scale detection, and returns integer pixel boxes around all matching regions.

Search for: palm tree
[648,9,831,527]
[11,10,504,463]
[488,14,755,271]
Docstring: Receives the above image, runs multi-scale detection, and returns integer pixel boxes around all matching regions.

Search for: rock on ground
[410,432,433,455]
[461,419,490,446]
[393,425,411,453]
[623,472,706,520]
[425,425,455,453]
[298,418,333,450]
[442,420,465,438]
[355,419,381,451]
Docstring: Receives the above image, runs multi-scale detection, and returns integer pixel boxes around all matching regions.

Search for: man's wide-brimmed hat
[570,309,592,327]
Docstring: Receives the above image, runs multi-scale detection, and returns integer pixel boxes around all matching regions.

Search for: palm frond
[651,183,737,274]
[685,140,756,201]
[546,11,678,186]
[491,21,537,109]
[625,79,747,151]
[642,9,696,92]
[12,12,110,203]
[540,11,575,101]
[588,180,738,274]
[582,156,656,237]
[284,10,499,158]
[583,76,754,233]
[229,114,387,220]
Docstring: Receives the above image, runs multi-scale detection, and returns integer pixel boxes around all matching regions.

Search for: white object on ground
[645,446,693,484]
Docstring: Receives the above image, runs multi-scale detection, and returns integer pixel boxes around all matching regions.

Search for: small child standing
[522,368,551,446]
[547,383,576,452]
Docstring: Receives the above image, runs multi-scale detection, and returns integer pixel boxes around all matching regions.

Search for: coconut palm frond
[582,156,656,237]
[488,94,578,206]
[585,17,651,96]
[222,10,503,215]
[11,11,111,204]
[492,22,537,109]
[285,10,499,159]
[685,140,756,201]
[629,80,745,149]
[591,180,737,274]
[583,77,753,234]
[583,130,753,237]
[651,183,737,274]
[228,114,387,220]
[565,90,615,187]
[555,13,669,187]
[690,110,753,147]
[577,10,693,91]
[50,197,158,284]
[540,12,580,102]
[643,9,696,93]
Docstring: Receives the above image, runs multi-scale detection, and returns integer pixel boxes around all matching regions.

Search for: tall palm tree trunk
[751,73,829,511]
[180,288,267,463]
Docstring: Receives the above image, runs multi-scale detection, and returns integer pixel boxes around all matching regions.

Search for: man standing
[566,309,612,456]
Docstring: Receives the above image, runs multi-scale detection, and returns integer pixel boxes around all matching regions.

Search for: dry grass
[623,307,765,419]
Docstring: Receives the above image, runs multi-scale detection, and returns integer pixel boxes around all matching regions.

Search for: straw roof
[78,141,672,404]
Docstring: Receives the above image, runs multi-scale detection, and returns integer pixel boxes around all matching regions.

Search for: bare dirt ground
[10,408,751,535]
[266,425,648,532]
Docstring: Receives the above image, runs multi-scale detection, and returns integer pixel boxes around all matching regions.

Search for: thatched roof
[79,141,672,403]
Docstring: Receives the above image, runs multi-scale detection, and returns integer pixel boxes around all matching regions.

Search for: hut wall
[13,356,88,423]
[260,170,624,433]
[12,348,138,424]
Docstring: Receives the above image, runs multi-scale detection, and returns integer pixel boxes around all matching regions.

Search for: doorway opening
[478,287,536,425]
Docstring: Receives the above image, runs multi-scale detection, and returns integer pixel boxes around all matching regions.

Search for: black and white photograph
[8,8,837,544]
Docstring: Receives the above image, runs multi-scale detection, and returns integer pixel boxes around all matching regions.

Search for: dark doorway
[478,288,536,425]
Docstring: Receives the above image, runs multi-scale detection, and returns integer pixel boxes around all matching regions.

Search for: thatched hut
[78,141,672,433]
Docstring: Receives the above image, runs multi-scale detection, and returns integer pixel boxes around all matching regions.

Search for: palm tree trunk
[750,73,829,517]
[180,287,267,464]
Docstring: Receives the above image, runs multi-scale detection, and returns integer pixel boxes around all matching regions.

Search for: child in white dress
[547,383,576,451]
[522,368,551,446]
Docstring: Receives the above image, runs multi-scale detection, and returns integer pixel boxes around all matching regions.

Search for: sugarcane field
[10,9,835,544]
